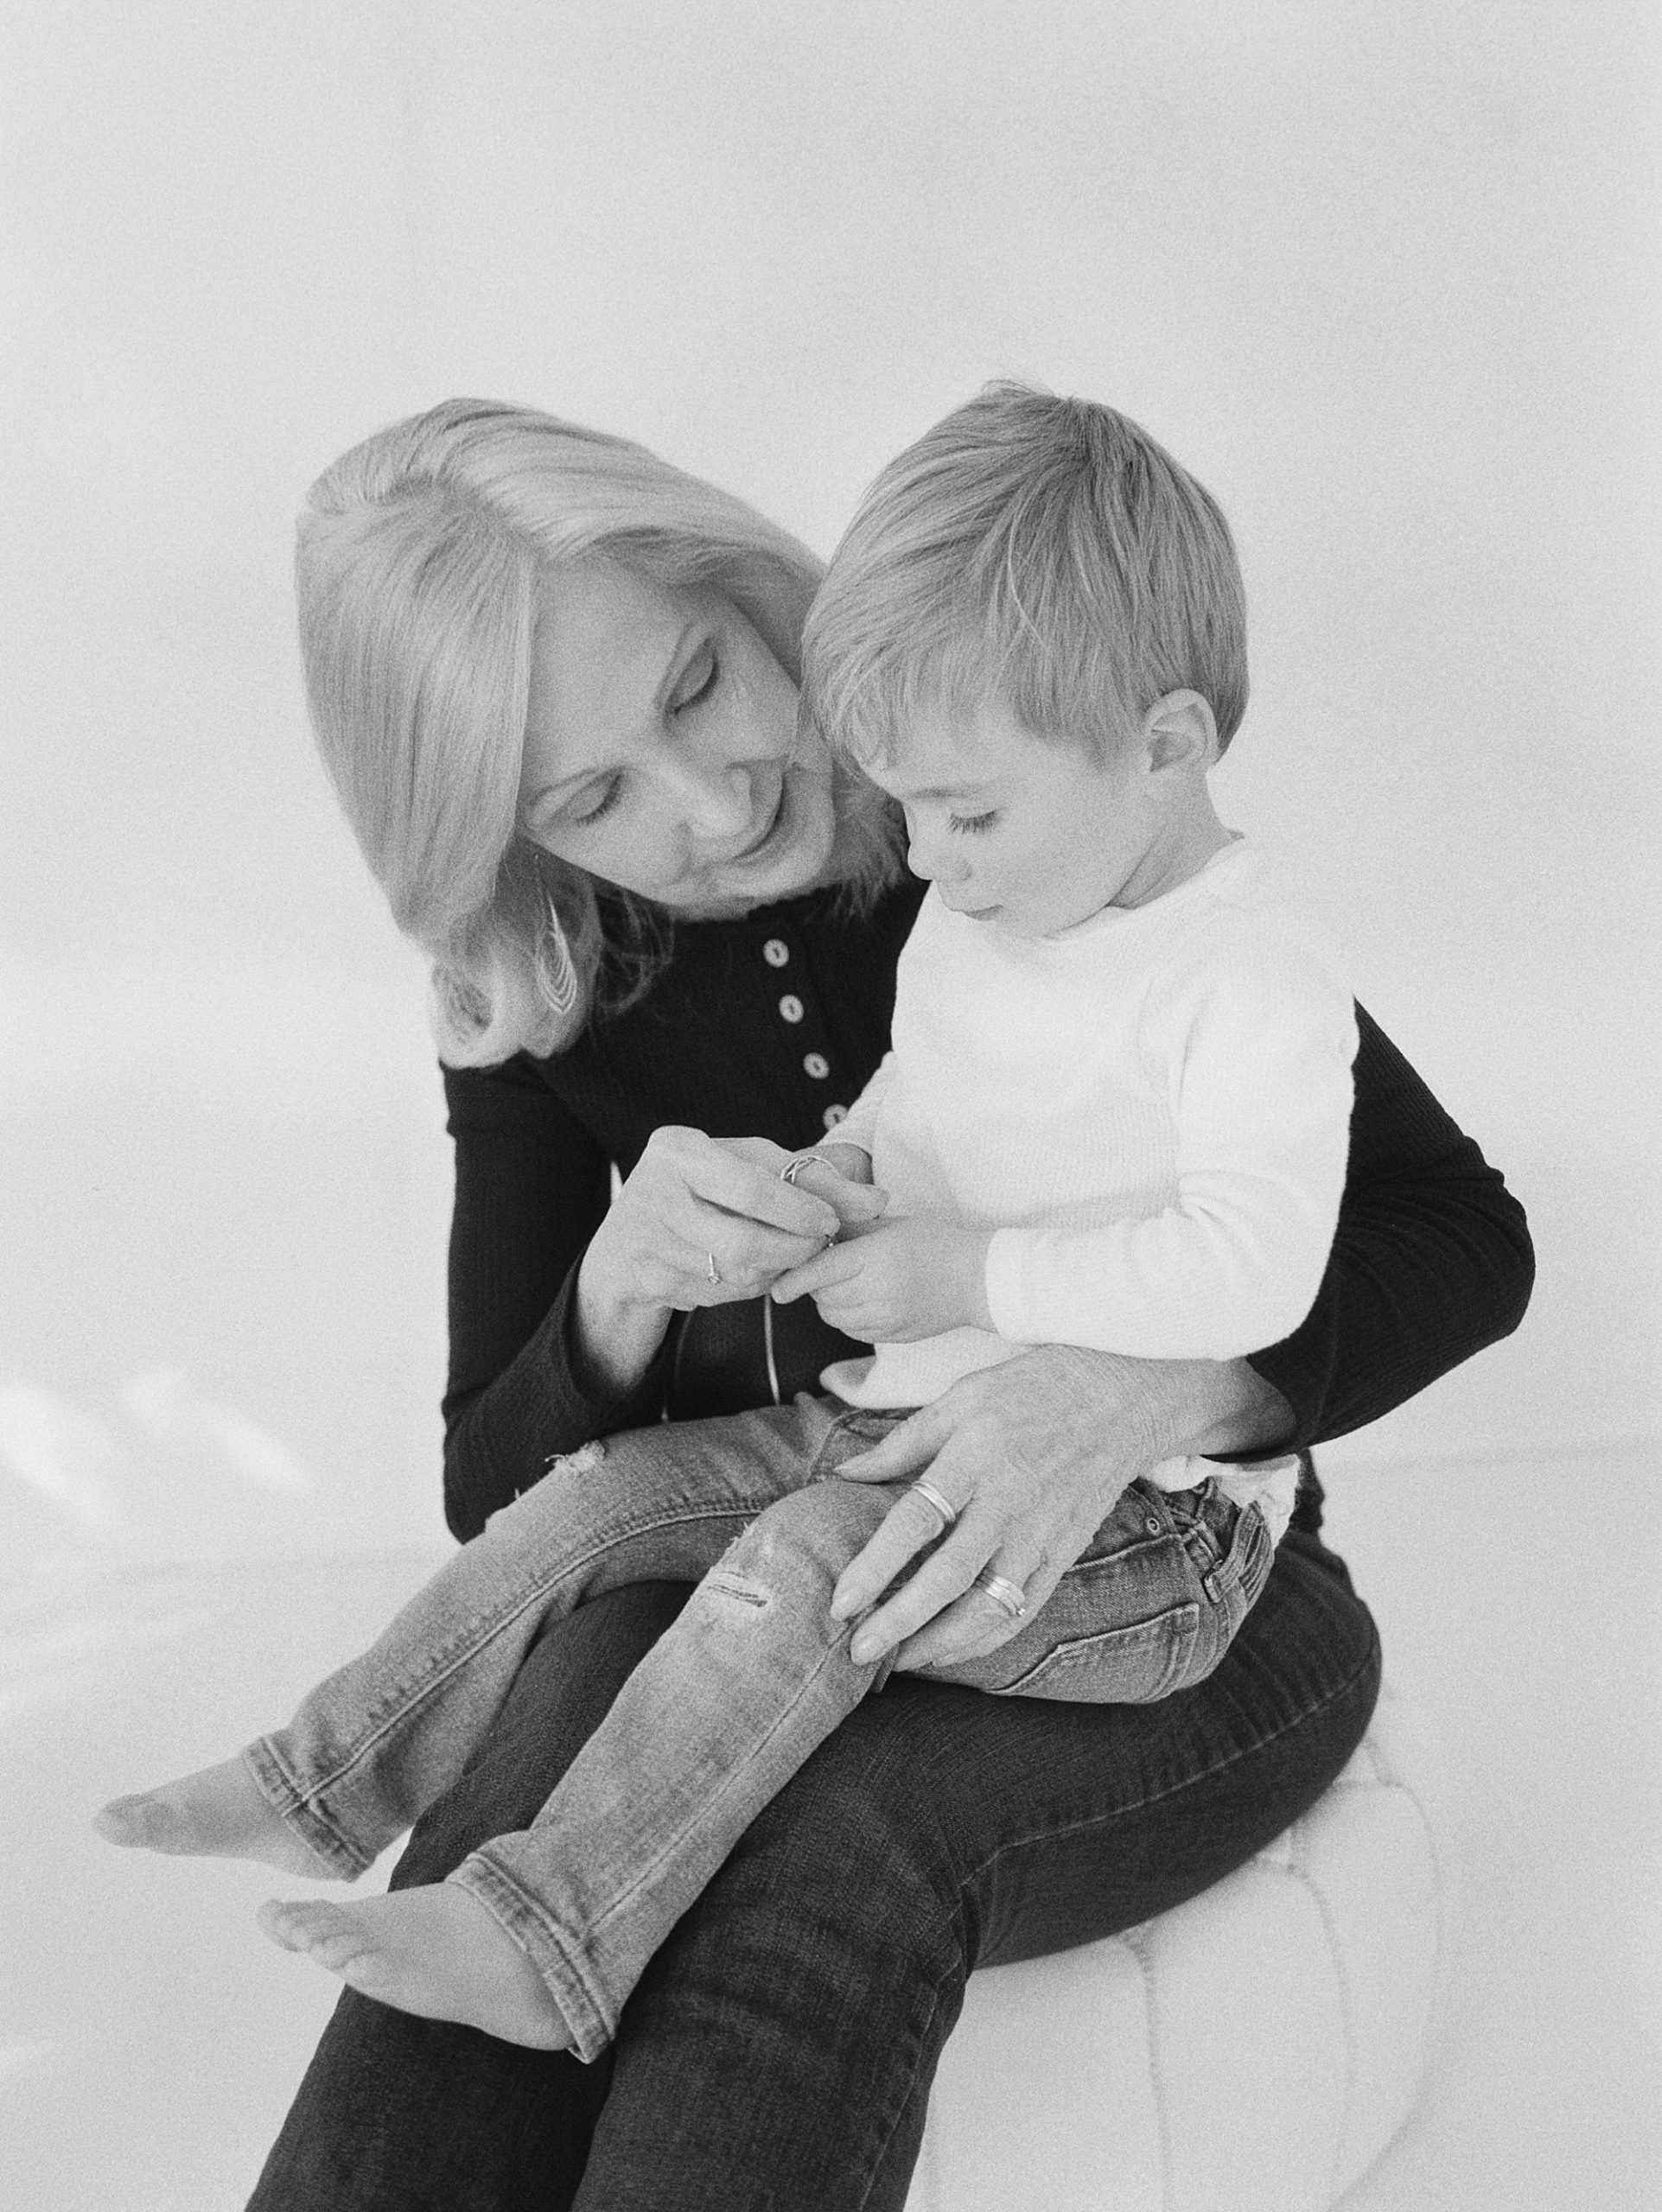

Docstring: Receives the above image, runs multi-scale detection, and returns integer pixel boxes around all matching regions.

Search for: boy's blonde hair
[802,383,1248,769]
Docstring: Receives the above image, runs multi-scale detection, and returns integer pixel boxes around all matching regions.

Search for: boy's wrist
[956,1229,995,1330]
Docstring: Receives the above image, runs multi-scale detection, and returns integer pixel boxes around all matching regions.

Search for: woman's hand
[574,1128,886,1391]
[827,1347,1293,1672]
[771,1218,993,1340]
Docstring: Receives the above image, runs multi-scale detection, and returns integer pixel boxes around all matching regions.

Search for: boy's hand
[806,1141,876,1189]
[770,1217,994,1341]
[767,1142,889,1249]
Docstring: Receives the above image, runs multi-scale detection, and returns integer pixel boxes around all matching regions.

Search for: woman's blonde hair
[296,398,900,1065]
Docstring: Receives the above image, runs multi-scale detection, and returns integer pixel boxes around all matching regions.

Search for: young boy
[98,385,1356,2058]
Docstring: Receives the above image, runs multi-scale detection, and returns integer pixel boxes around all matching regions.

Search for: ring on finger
[779,1152,833,1186]
[973,1569,1028,1621]
[907,1478,958,1534]
[705,1251,722,1286]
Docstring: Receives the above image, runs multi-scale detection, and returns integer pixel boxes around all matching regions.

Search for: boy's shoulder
[1149,841,1357,1036]
[1171,839,1339,950]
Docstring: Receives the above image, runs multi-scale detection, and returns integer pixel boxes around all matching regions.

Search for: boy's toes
[258,1898,367,1974]
[92,1795,160,1848]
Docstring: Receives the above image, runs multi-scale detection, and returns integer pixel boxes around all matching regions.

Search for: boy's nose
[907,829,965,885]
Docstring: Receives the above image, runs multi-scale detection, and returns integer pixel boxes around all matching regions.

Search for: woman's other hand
[771,1218,993,1340]
[574,1128,885,1390]
[825,1347,1292,1673]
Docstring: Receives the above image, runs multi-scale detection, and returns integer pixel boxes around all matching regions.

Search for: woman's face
[518,556,837,912]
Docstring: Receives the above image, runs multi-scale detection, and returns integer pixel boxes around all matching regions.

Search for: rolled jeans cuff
[448,1848,609,2063]
[240,1739,378,1881]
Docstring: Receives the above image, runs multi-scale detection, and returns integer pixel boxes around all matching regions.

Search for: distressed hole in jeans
[543,1439,606,1476]
[704,1569,772,1609]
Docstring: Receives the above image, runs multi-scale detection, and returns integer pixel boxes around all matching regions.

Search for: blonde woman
[240,399,1530,2211]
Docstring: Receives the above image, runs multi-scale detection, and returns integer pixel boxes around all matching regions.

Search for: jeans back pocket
[986,1603,1203,1706]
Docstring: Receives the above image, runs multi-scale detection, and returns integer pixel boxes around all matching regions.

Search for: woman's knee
[1242,1531,1381,1716]
[749,1675,981,1923]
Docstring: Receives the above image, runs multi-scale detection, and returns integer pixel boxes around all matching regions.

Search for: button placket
[758,925,849,1133]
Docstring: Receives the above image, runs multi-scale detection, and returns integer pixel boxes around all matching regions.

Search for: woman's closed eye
[949,810,997,835]
[557,652,720,830]
[570,778,624,827]
[673,647,720,715]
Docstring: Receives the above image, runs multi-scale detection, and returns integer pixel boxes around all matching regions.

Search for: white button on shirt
[803,1052,830,1080]
[823,1103,849,1128]
[763,938,790,969]
[778,995,805,1024]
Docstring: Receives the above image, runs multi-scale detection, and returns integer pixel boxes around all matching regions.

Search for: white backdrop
[3,12,1660,2208]
[3,0,1658,1558]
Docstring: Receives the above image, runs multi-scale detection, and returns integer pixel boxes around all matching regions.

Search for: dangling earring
[540,894,581,1020]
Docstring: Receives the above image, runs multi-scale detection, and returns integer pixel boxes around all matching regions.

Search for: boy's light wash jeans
[244,1393,1272,2061]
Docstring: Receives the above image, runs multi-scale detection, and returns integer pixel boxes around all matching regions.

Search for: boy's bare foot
[93,1757,339,1880]
[257,1887,573,2050]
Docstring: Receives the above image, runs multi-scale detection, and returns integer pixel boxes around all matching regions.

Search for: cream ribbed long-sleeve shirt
[821,840,1359,1522]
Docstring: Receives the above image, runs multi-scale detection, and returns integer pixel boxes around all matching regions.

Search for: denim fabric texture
[243,1393,1272,2057]
[246,1525,1379,2212]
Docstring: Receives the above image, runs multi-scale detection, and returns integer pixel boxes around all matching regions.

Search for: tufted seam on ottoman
[1289,1767,1447,2202]
[1305,1775,1446,1962]
[1118,1923,1172,2209]
[1283,1837,1360,2206]
[1373,1774,1449,2131]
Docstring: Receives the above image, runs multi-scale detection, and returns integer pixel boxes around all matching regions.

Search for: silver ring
[779,1151,833,1186]
[973,1570,1028,1621]
[907,1478,958,1533]
[705,1251,722,1286]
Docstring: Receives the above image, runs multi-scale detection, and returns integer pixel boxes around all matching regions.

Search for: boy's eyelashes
[948,810,997,835]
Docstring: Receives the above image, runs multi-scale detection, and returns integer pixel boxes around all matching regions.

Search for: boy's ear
[1141,690,1219,774]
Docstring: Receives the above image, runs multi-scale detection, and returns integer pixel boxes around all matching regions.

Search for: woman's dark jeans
[247,1527,1379,2212]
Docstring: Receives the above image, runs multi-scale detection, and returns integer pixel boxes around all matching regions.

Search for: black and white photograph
[3,5,1657,2207]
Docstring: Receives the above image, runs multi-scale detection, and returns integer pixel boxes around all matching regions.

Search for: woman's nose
[659,749,755,839]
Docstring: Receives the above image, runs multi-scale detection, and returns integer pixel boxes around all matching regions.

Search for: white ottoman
[904,1681,1445,2212]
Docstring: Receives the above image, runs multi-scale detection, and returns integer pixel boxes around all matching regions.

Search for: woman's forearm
[1249,1005,1534,1452]
[1152,1355,1296,1460]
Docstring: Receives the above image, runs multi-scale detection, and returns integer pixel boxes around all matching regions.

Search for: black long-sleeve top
[440,875,1533,1544]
